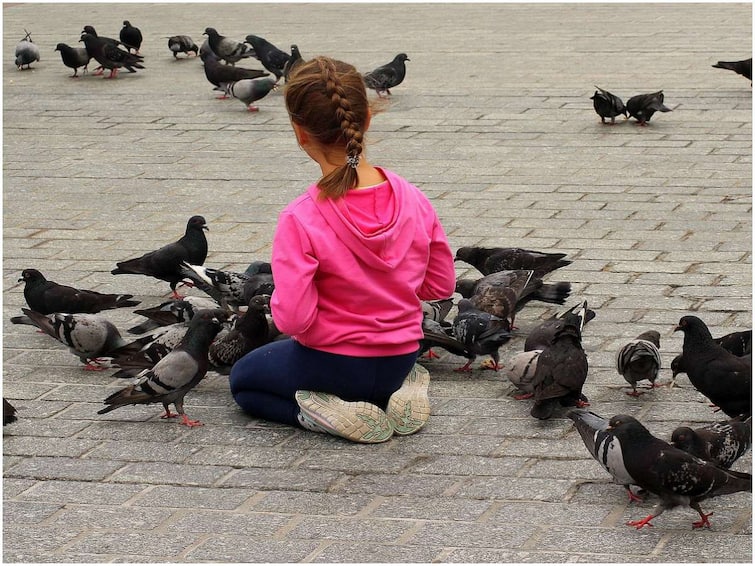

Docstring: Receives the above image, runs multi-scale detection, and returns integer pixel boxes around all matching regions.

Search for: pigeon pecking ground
[2,2,751,563]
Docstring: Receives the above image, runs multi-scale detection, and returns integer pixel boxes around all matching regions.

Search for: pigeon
[674,315,752,418]
[18,268,140,315]
[108,321,195,378]
[605,414,752,529]
[523,300,594,351]
[625,90,672,126]
[455,246,572,278]
[79,33,144,78]
[283,44,303,82]
[54,42,91,77]
[671,415,752,470]
[179,262,274,310]
[451,298,512,372]
[127,296,220,335]
[209,295,271,371]
[200,50,269,97]
[616,330,663,396]
[244,34,290,81]
[119,20,143,53]
[529,320,589,419]
[167,35,198,58]
[80,25,124,76]
[15,31,40,70]
[590,86,628,125]
[244,260,272,276]
[12,308,129,370]
[670,329,751,388]
[456,270,571,329]
[566,409,644,502]
[712,58,752,81]
[419,298,467,359]
[111,215,209,299]
[226,78,278,111]
[98,310,224,427]
[363,53,410,97]
[203,27,255,65]
[509,301,594,399]
[3,398,18,426]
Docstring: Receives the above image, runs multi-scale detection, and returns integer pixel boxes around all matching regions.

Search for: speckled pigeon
[203,27,255,65]
[209,295,271,371]
[179,262,274,310]
[455,246,572,278]
[244,34,290,81]
[626,90,672,126]
[567,409,644,502]
[12,308,129,370]
[671,415,751,470]
[54,42,91,77]
[127,296,220,335]
[98,310,224,427]
[606,414,752,529]
[712,58,752,81]
[363,53,409,97]
[111,215,209,299]
[674,315,751,418]
[616,330,663,396]
[167,35,198,58]
[19,268,139,315]
[590,86,628,125]
[226,77,277,111]
[451,298,511,372]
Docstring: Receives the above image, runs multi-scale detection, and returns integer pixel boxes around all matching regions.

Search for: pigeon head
[454,279,477,298]
[54,43,65,52]
[674,315,713,341]
[395,53,410,63]
[635,330,661,347]
[607,414,647,433]
[82,25,97,36]
[670,426,696,452]
[122,20,131,27]
[19,268,45,283]
[249,294,271,312]
[203,27,218,37]
[187,215,209,232]
[670,354,686,377]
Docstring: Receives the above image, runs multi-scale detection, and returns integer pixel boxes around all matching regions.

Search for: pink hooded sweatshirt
[271,167,456,357]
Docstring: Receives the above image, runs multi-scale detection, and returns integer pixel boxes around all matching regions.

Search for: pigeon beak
[17,277,23,283]
[673,325,681,333]
[202,225,209,232]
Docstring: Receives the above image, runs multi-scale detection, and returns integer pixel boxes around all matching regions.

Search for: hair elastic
[346,154,360,169]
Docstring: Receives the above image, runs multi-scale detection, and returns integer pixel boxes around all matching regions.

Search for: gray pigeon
[111,215,209,298]
[127,296,220,334]
[244,34,290,81]
[590,86,628,125]
[167,35,198,58]
[179,262,274,310]
[226,78,278,111]
[567,409,644,502]
[12,308,128,370]
[54,42,91,77]
[200,50,269,97]
[203,27,255,65]
[616,330,662,396]
[98,310,224,427]
[15,31,40,70]
[363,53,410,97]
[626,90,672,126]
[671,415,752,470]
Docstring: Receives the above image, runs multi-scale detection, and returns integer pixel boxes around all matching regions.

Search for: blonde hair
[285,56,369,199]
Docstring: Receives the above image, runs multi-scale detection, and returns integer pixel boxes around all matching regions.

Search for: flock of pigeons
[13,21,411,112]
[8,18,752,533]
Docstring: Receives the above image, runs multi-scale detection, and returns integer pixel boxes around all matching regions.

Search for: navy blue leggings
[229,338,419,427]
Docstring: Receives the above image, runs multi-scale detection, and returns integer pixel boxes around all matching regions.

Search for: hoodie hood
[307,167,418,272]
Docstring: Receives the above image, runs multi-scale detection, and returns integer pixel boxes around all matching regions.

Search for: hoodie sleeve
[417,215,456,301]
[270,210,320,336]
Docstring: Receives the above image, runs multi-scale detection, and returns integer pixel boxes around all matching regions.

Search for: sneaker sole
[387,363,431,435]
[295,391,393,443]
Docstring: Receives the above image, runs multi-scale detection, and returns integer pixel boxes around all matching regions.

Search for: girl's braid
[317,57,363,162]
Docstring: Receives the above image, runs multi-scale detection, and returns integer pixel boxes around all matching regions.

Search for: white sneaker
[387,363,431,435]
[295,390,393,443]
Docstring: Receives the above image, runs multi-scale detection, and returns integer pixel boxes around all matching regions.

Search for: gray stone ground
[2,2,752,563]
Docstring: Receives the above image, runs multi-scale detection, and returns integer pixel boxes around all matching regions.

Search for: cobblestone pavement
[2,2,752,563]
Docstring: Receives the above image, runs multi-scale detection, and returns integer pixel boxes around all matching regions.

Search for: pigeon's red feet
[626,488,644,503]
[105,69,118,79]
[247,106,259,112]
[180,414,203,427]
[93,67,104,76]
[422,349,441,360]
[709,403,722,413]
[513,392,534,400]
[216,95,229,99]
[575,398,591,408]
[170,290,185,300]
[83,359,107,371]
[626,389,644,397]
[693,512,713,529]
[454,362,473,373]
[160,410,178,419]
[627,515,654,529]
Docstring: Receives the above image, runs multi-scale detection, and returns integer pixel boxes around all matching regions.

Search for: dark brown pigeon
[607,414,752,530]
[670,328,751,387]
[54,42,91,77]
[626,90,672,126]
[19,268,139,315]
[111,215,209,299]
[209,295,271,371]
[98,310,224,427]
[616,330,663,396]
[712,58,752,81]
[119,20,142,53]
[363,53,409,97]
[674,315,752,418]
[590,86,628,125]
[671,415,751,470]
[451,298,511,372]
[456,270,571,329]
[244,34,290,82]
[455,246,571,278]
[529,320,589,419]
[79,33,144,78]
